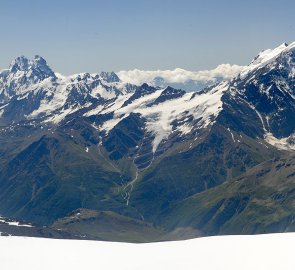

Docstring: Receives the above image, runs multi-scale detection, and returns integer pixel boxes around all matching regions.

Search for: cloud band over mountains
[117,64,244,86]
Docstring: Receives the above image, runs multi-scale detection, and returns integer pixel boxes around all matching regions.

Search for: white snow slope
[1,233,295,270]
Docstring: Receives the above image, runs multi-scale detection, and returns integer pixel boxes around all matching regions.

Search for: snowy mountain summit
[1,42,295,242]
[0,55,56,101]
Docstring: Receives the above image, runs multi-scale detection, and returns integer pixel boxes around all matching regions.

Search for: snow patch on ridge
[265,133,295,151]
[0,216,33,228]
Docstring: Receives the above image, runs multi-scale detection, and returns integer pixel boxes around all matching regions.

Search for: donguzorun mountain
[0,42,295,242]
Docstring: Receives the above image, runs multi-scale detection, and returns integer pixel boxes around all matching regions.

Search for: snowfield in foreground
[1,233,295,270]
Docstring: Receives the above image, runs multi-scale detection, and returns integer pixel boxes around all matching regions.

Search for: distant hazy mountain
[0,42,295,242]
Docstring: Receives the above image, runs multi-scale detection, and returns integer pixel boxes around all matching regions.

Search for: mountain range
[0,42,295,242]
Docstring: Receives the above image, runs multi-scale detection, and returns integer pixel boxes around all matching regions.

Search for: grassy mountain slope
[158,153,295,235]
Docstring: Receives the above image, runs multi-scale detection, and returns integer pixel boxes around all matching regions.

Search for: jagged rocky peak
[8,55,56,81]
[151,86,186,105]
[72,72,92,82]
[9,56,30,72]
[32,55,55,75]
[138,83,156,93]
[99,71,120,83]
[10,55,51,71]
[0,55,56,102]
[162,86,185,95]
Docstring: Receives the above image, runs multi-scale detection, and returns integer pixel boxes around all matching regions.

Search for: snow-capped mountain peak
[31,55,55,75]
[99,71,120,83]
[9,56,30,72]
[239,42,295,79]
[9,55,55,77]
[224,41,295,151]
[0,55,57,104]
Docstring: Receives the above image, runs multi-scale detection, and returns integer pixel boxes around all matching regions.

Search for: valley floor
[0,233,294,269]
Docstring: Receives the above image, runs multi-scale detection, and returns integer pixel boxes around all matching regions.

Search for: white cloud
[117,64,244,85]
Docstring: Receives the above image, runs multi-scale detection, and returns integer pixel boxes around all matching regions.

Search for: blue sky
[0,0,294,74]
